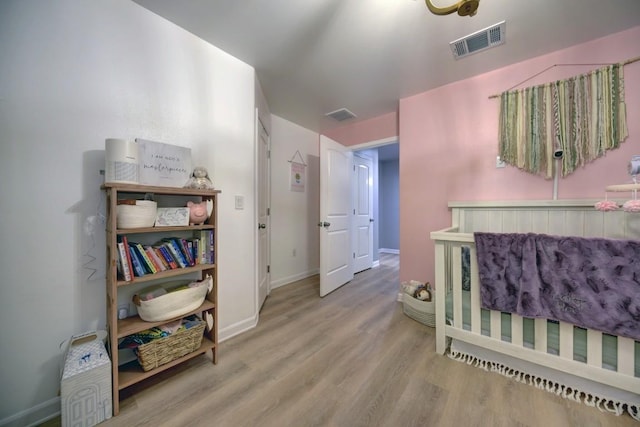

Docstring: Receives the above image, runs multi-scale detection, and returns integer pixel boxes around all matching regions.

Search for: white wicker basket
[133,275,212,322]
[402,294,435,327]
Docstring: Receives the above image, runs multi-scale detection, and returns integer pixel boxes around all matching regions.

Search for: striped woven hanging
[498,64,628,178]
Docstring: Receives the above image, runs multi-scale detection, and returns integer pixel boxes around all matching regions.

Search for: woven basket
[402,294,435,327]
[136,321,206,372]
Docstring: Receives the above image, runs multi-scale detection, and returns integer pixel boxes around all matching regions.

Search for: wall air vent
[450,20,506,59]
[325,108,357,122]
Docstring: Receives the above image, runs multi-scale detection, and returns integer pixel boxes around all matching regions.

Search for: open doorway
[354,140,399,269]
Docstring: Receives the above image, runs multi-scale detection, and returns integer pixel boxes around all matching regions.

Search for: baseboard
[379,248,399,254]
[372,260,380,268]
[270,269,319,290]
[219,313,259,342]
[0,396,60,427]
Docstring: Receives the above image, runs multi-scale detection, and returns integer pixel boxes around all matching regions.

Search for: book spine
[179,238,195,266]
[121,235,135,279]
[133,242,157,274]
[163,239,187,268]
[128,246,146,277]
[152,247,171,270]
[157,245,178,269]
[191,238,199,265]
[117,241,132,281]
[199,230,207,264]
[145,246,165,272]
[209,230,215,264]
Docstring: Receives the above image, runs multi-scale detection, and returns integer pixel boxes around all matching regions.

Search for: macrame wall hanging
[493,57,639,179]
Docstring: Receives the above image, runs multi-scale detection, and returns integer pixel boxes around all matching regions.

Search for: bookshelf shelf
[116,263,216,287]
[104,183,220,416]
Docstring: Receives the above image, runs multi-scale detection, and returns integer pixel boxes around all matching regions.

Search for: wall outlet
[496,156,506,168]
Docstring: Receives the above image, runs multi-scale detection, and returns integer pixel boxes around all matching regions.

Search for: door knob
[258,223,266,229]
[318,221,331,228]
[369,218,375,222]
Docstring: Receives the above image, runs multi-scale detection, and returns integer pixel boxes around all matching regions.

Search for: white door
[353,154,373,273]
[257,118,270,311]
[320,135,353,297]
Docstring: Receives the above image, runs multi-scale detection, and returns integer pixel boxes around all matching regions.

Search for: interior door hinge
[353,253,355,259]
[267,265,270,273]
[267,150,271,159]
[267,208,270,215]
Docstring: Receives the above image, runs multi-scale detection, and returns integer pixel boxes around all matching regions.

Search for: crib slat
[469,246,481,335]
[587,329,602,368]
[511,315,523,346]
[534,318,547,352]
[452,244,462,330]
[434,241,446,355]
[559,322,573,359]
[618,337,635,376]
[490,310,501,340]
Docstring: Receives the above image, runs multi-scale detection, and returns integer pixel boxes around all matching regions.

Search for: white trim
[379,248,399,254]
[347,136,398,151]
[219,313,259,342]
[270,269,319,290]
[0,396,60,427]
[372,260,380,268]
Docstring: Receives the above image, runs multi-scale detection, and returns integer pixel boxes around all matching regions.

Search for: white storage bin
[61,331,112,426]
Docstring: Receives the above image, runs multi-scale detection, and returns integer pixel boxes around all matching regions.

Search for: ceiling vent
[450,20,506,59]
[325,108,357,122]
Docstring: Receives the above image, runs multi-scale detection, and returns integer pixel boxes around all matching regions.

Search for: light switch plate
[496,156,506,168]
[235,195,244,210]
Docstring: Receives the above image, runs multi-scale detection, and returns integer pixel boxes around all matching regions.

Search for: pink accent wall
[323,111,398,146]
[400,26,640,285]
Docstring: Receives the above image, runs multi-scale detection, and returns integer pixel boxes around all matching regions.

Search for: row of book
[116,230,215,281]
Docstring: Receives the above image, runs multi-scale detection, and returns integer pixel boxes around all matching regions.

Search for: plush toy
[184,166,214,190]
[414,282,432,302]
[187,201,208,225]
[401,280,422,296]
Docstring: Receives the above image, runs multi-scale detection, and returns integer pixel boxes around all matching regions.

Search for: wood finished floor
[43,254,637,427]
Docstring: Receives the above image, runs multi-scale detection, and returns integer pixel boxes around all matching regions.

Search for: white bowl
[117,201,157,228]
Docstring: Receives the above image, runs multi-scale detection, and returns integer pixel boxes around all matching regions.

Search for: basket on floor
[402,295,435,327]
[136,320,206,372]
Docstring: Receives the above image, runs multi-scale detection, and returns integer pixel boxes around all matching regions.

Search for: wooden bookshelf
[104,183,220,416]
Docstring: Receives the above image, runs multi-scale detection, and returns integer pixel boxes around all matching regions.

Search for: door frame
[349,136,398,272]
[255,114,271,315]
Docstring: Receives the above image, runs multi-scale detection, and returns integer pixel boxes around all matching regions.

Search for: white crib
[430,200,640,419]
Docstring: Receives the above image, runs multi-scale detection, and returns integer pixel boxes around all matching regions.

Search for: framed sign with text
[136,138,192,187]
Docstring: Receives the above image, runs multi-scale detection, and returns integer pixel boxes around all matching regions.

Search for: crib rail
[431,229,639,395]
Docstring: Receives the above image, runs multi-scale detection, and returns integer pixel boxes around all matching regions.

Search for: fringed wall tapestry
[498,63,629,178]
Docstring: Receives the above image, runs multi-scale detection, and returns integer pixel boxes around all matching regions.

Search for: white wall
[0,0,256,424]
[269,116,320,288]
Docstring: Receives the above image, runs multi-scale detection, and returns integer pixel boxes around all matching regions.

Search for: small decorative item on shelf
[116,200,157,228]
[594,199,619,212]
[597,155,640,213]
[187,201,208,225]
[184,166,214,190]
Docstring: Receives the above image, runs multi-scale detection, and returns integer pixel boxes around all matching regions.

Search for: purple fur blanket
[474,232,640,341]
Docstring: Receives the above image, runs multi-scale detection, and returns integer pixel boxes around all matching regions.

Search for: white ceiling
[133,0,640,133]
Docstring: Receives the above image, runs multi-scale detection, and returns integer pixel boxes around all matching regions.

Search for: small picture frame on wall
[154,207,190,227]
